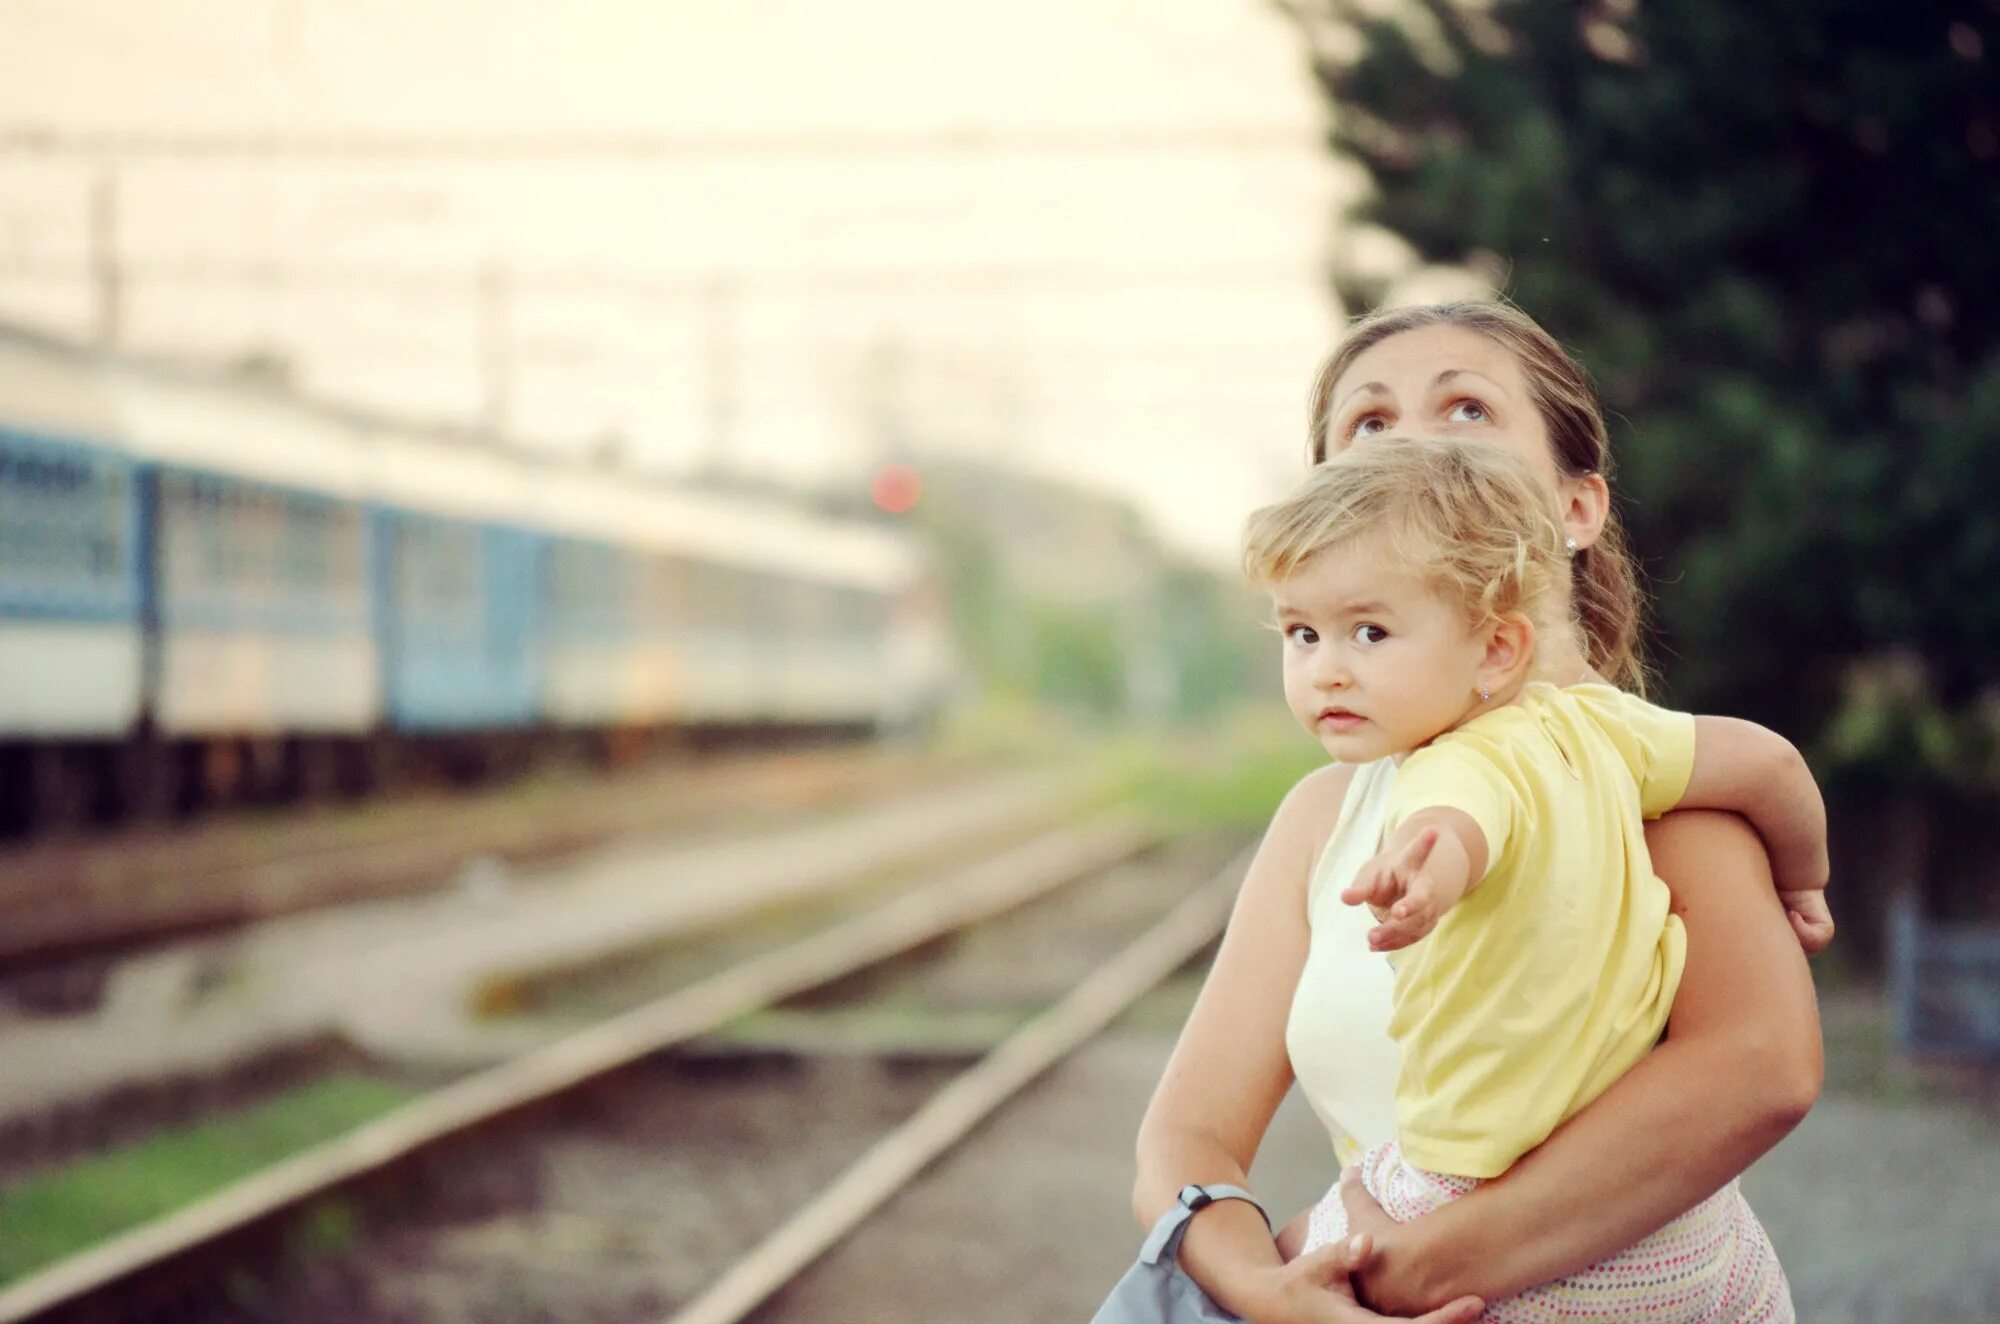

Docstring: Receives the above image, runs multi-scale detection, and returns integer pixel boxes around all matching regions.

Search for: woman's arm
[1349,808,1823,1312]
[1132,762,1350,1314]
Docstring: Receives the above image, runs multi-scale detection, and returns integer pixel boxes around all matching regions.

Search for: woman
[1131,301,1825,1323]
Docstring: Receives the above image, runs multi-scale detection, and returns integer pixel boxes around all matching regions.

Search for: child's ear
[1479,614,1535,690]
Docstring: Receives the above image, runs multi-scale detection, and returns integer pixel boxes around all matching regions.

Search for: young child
[1243,436,1829,1322]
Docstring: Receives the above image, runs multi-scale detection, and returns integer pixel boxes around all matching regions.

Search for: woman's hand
[1246,1231,1484,1324]
[1337,1168,1424,1315]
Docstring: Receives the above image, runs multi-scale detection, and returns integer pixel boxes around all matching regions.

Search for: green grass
[1110,712,1329,834]
[0,1073,413,1286]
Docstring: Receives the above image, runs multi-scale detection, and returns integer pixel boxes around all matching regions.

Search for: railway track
[0,747,944,978]
[0,769,1094,1144]
[0,816,1241,1323]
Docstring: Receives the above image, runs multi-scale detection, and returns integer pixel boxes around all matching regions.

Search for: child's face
[1272,540,1488,764]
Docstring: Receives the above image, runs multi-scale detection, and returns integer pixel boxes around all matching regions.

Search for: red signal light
[870,464,922,514]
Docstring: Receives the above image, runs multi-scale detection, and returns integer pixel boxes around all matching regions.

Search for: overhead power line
[0,124,1324,162]
[0,256,1326,296]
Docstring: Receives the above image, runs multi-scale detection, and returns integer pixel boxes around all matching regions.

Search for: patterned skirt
[1304,1141,1794,1322]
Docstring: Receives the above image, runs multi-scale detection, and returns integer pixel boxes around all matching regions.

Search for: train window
[279,495,321,595]
[786,579,815,641]
[553,541,636,634]
[684,562,719,634]
[716,567,751,636]
[396,518,481,630]
[91,471,126,582]
[198,482,228,588]
[645,556,687,630]
[160,474,202,597]
[234,487,262,603]
[775,573,803,637]
[855,589,884,642]
[269,494,366,615]
[326,504,364,610]
[0,439,130,598]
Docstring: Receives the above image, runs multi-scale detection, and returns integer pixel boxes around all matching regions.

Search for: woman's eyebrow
[1433,368,1512,399]
[1332,380,1391,414]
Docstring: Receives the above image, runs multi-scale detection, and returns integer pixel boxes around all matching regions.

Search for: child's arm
[1680,716,1834,951]
[1339,806,1490,952]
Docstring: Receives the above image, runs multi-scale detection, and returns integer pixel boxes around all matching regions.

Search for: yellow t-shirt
[1383,681,1692,1179]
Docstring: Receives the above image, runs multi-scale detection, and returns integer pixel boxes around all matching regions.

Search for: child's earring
[1478,684,1491,703]
[1564,536,1579,557]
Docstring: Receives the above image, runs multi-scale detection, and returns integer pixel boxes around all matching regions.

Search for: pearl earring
[1479,685,1491,703]
[1564,536,1579,557]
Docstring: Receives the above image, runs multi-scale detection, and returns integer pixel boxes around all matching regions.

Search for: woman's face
[1320,324,1562,493]
[1321,323,1608,556]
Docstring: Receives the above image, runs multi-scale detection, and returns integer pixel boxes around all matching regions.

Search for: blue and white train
[0,328,950,834]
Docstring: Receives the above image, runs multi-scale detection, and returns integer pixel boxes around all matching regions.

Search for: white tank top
[1284,758,1404,1165]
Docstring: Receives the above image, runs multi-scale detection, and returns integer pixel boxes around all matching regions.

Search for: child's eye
[1353,623,1389,645]
[1283,623,1319,647]
[1446,398,1488,424]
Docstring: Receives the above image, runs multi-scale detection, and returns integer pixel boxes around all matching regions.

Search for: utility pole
[90,167,121,345]
[862,334,907,454]
[478,262,512,437]
[699,273,738,476]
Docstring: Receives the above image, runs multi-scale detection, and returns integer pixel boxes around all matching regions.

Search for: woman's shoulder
[1268,760,1364,863]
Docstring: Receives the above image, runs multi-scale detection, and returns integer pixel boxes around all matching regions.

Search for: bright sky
[0,0,1362,562]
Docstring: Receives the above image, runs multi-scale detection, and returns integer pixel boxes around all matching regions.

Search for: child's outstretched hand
[1342,827,1456,952]
[1778,887,1835,955]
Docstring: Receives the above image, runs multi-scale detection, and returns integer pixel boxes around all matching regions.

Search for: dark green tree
[1284,0,2000,800]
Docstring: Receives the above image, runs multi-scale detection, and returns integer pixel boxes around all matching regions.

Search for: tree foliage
[1288,0,2000,788]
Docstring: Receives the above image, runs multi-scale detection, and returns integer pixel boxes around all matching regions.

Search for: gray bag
[1090,1183,1269,1324]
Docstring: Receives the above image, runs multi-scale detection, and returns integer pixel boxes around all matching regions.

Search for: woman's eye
[1446,398,1489,424]
[1284,623,1319,647]
[1349,413,1390,438]
[1353,623,1388,645]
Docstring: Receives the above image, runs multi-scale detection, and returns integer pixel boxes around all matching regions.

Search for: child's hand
[1342,827,1452,952]
[1778,887,1835,955]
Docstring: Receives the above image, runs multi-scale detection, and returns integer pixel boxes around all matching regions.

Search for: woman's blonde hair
[1305,300,1646,693]
[1244,436,1576,667]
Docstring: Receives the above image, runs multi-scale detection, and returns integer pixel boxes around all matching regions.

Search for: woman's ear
[1479,614,1536,693]
[1563,472,1611,552]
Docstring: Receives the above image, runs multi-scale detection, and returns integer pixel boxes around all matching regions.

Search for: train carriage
[151,467,376,737]
[0,326,950,835]
[0,341,149,826]
[531,477,681,730]
[111,367,381,760]
[377,512,543,732]
[0,342,146,748]
[0,427,145,740]
[366,424,551,736]
[540,536,690,729]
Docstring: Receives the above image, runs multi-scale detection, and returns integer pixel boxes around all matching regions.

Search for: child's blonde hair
[1308,300,1647,694]
[1243,437,1576,661]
